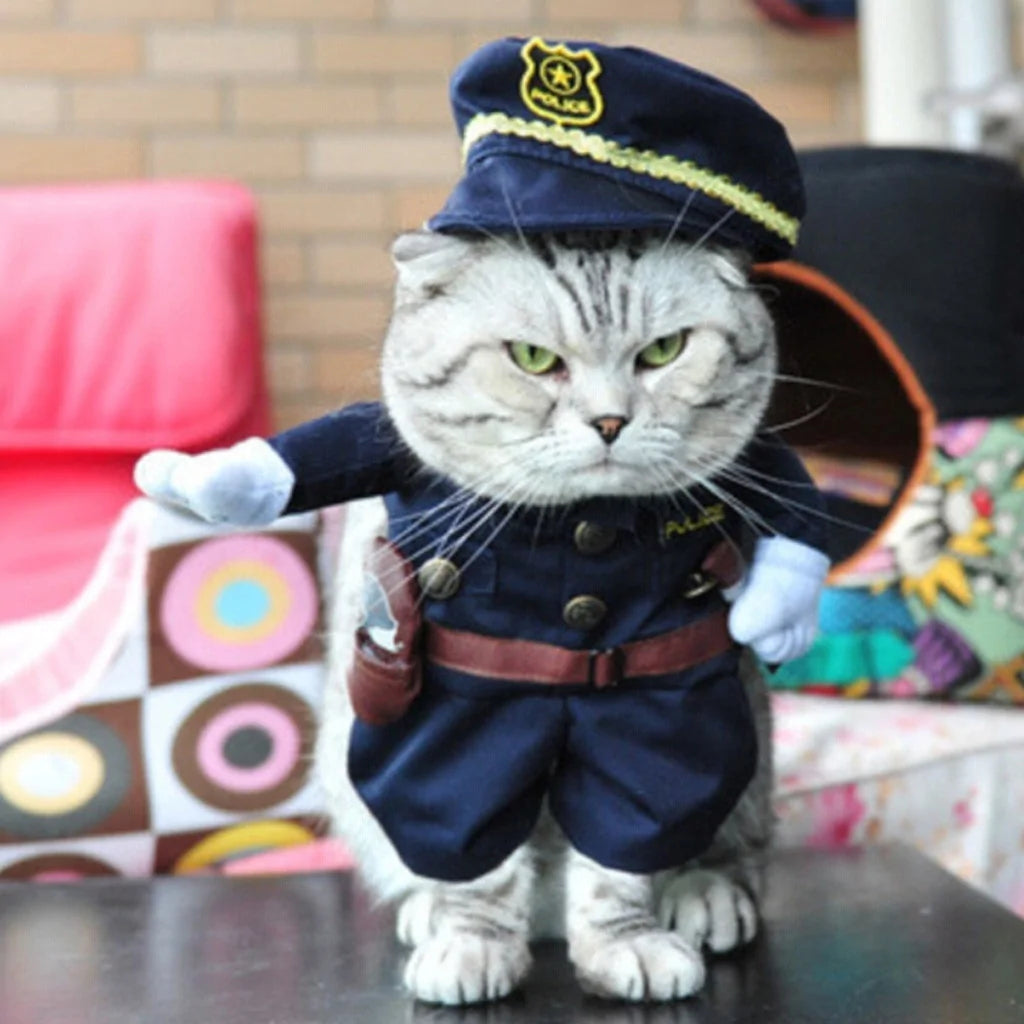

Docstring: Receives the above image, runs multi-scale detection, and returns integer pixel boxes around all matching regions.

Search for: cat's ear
[391,230,475,300]
[708,248,753,290]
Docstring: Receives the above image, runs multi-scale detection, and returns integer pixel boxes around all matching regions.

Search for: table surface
[1,846,1022,1024]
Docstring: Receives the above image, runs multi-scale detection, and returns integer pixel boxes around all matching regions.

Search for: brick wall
[0,0,867,429]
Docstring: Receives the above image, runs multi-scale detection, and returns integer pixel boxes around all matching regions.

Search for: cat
[136,227,828,1005]
[308,229,800,1004]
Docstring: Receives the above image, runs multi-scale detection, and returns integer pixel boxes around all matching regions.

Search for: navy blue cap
[427,37,805,261]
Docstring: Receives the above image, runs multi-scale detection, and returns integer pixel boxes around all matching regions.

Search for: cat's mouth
[577,453,639,482]
[584,451,621,471]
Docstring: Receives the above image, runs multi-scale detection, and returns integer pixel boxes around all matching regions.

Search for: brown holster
[349,538,423,726]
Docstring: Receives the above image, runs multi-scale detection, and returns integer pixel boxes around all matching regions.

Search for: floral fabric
[773,692,1024,915]
[0,503,330,881]
[775,417,1024,702]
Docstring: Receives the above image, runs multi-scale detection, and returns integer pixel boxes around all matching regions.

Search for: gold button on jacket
[418,558,462,600]
[563,594,608,630]
[573,521,617,556]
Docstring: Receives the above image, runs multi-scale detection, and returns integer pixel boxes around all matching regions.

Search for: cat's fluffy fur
[317,230,778,1004]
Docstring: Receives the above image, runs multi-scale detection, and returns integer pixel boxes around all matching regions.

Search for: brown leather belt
[425,609,734,690]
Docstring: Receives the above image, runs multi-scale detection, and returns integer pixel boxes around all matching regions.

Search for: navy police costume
[276,39,825,880]
[271,404,824,880]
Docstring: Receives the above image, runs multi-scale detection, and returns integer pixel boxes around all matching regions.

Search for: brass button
[563,594,607,631]
[681,570,717,600]
[573,521,617,556]
[417,557,461,600]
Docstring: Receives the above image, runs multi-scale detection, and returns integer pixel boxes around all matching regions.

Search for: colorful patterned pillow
[775,418,1024,702]
[0,504,333,880]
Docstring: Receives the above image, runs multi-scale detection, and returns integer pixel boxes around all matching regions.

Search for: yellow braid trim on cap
[462,111,799,246]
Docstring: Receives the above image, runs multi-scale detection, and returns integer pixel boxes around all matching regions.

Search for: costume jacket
[269,402,827,881]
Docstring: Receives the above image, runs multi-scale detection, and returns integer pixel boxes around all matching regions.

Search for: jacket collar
[405,470,714,543]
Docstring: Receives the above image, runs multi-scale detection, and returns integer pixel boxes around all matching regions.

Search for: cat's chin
[562,460,656,500]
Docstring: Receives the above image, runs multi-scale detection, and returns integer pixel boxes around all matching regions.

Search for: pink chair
[0,181,270,625]
[0,183,341,880]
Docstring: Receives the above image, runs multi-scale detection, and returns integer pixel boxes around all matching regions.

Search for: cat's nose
[591,415,628,444]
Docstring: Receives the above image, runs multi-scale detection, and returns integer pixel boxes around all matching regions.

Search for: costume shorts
[347,649,757,881]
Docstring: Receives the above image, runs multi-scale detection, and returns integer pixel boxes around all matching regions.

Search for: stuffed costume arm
[136,408,829,664]
[134,436,296,526]
[728,536,829,662]
[134,402,412,526]
[720,434,830,663]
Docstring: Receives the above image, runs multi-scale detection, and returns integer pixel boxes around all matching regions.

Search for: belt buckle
[587,647,623,689]
[681,569,718,600]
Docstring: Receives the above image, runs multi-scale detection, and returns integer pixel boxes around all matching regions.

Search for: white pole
[860,0,947,146]
[942,0,1013,150]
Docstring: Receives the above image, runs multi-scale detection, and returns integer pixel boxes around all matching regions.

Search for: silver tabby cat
[318,229,777,1005]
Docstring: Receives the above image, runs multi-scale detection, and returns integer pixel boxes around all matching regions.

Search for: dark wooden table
[1,846,1022,1024]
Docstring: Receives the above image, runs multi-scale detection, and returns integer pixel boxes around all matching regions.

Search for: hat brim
[427,153,790,261]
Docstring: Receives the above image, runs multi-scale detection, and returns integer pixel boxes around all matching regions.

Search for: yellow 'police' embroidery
[519,37,604,128]
[664,504,726,539]
[461,112,800,246]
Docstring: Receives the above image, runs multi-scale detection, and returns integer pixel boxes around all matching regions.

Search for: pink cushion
[0,181,271,621]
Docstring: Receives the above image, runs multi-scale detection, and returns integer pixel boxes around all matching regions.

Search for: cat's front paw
[396,889,437,947]
[658,869,758,954]
[571,930,705,1002]
[404,932,531,1005]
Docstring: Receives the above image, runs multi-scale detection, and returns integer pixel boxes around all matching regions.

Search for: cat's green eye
[637,330,688,369]
[507,341,561,375]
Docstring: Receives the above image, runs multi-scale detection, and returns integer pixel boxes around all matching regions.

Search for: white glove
[727,536,830,663]
[134,437,295,527]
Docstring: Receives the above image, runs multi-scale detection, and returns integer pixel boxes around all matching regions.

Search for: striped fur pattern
[382,229,777,508]
[318,230,778,1005]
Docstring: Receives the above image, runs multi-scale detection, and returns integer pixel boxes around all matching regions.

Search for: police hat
[428,37,804,261]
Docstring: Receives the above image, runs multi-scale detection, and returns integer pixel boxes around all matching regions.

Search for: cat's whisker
[741,280,781,298]
[385,494,509,593]
[448,213,524,260]
[649,457,776,558]
[408,479,545,608]
[451,496,528,584]
[496,167,531,255]
[658,190,697,256]
[384,482,491,556]
[676,431,840,527]
[386,479,477,533]
[673,453,782,538]
[430,489,514,565]
[643,461,693,512]
[747,370,862,393]
[385,506,481,573]
[722,470,877,537]
[424,472,530,556]
[696,475,779,539]
[697,452,877,537]
[683,206,736,257]
[655,458,749,557]
[681,440,823,493]
[370,477,521,601]
[394,460,515,531]
[530,500,553,547]
[761,396,836,433]
[718,464,823,492]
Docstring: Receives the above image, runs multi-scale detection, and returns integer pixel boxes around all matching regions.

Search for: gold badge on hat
[519,37,604,128]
